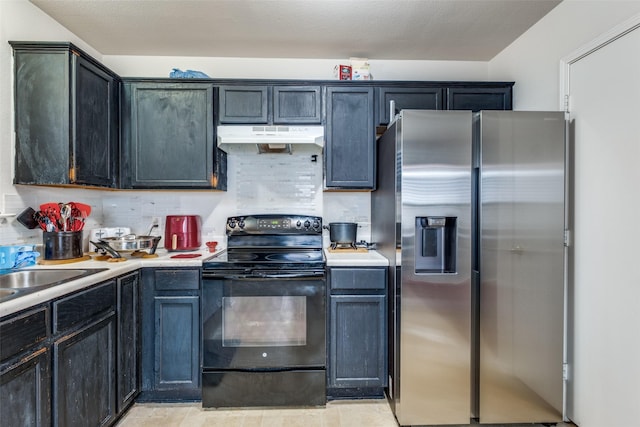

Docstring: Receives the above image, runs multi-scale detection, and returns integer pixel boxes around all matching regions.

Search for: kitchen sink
[0,268,107,302]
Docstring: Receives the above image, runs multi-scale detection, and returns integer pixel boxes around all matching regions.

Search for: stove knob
[296,220,302,228]
[238,220,245,229]
[313,220,320,229]
[228,220,237,229]
[304,220,310,229]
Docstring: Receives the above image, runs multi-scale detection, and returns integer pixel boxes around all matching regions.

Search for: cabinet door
[117,272,139,412]
[274,86,322,124]
[0,348,51,427]
[153,296,200,391]
[329,294,386,389]
[124,82,221,189]
[54,314,116,427]
[219,85,270,123]
[73,55,119,187]
[446,86,513,111]
[13,49,71,185]
[377,87,443,125]
[325,86,375,189]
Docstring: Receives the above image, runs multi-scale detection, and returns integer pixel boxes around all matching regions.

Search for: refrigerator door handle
[510,245,524,254]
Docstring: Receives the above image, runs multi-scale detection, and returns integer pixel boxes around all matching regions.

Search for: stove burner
[265,252,323,262]
[330,242,357,250]
[226,252,260,262]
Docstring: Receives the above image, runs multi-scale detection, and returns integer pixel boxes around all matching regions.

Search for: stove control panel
[226,215,322,234]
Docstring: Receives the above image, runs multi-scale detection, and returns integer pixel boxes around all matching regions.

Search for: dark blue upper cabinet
[377,87,444,125]
[325,86,376,189]
[11,42,119,188]
[73,55,120,187]
[273,86,322,124]
[219,84,322,124]
[446,86,513,111]
[121,82,226,190]
[218,85,270,123]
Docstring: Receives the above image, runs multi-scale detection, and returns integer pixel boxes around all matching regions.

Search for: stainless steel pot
[323,222,357,245]
[99,235,161,253]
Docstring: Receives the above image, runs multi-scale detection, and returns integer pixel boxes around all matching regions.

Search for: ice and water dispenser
[415,216,457,274]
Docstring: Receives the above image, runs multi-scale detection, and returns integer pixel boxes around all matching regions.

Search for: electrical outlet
[151,216,160,226]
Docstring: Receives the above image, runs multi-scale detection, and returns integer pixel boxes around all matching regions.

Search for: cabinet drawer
[53,280,116,333]
[330,268,386,291]
[0,306,49,361]
[154,269,200,291]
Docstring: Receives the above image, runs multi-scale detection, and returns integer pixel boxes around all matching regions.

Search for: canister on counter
[43,231,83,260]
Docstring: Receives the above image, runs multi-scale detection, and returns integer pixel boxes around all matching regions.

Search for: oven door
[202,269,326,370]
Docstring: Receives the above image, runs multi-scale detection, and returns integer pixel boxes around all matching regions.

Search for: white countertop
[0,248,221,318]
[2,247,390,318]
[324,248,389,267]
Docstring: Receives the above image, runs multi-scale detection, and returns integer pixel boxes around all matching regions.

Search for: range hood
[217,125,324,154]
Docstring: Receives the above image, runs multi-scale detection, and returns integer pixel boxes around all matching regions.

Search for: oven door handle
[203,271,325,280]
[253,271,325,279]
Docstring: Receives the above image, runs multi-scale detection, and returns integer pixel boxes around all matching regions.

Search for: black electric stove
[201,214,327,408]
[202,214,325,272]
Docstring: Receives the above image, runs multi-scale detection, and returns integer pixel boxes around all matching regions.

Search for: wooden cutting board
[327,247,369,253]
[38,255,91,265]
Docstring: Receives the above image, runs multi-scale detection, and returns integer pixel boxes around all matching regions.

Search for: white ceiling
[29,0,562,61]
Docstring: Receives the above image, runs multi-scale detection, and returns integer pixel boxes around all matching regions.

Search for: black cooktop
[202,248,325,270]
[203,214,326,271]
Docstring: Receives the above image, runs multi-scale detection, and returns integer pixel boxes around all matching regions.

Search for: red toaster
[165,215,202,251]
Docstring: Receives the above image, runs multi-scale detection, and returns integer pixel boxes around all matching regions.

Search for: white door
[564,16,640,427]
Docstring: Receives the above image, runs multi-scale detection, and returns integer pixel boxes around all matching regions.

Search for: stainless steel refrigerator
[372,110,566,426]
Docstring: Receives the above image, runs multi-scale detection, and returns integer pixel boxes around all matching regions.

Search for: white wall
[104,55,488,81]
[489,0,640,110]
[488,1,640,426]
[0,0,489,249]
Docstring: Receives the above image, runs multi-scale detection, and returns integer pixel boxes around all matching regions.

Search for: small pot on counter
[323,222,357,246]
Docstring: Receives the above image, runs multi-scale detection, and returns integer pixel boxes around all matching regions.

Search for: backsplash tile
[322,192,372,245]
[1,151,374,250]
[234,150,322,215]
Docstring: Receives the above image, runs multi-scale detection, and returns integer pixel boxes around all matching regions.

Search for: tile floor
[116,399,397,427]
[116,399,578,427]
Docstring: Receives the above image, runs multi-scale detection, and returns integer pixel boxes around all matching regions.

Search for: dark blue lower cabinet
[140,268,201,401]
[0,347,51,427]
[1,276,139,426]
[53,314,117,427]
[153,296,200,391]
[327,267,387,399]
[117,272,140,413]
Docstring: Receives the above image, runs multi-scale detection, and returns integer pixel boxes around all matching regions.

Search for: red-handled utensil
[39,202,60,217]
[71,202,92,218]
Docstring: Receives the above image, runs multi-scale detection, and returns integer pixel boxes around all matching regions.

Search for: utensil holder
[43,231,83,260]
